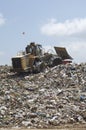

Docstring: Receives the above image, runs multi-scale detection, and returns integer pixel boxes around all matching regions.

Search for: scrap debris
[0,63,86,128]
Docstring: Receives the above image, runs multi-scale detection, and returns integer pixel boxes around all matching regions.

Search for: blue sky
[0,0,86,65]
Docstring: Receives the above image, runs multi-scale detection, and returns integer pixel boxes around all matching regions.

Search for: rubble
[0,63,86,128]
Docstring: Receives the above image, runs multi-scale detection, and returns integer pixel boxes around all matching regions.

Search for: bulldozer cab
[26,42,42,56]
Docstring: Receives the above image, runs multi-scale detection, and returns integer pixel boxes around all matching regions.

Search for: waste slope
[0,63,86,128]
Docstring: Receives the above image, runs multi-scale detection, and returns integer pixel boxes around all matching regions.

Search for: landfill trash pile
[0,63,86,128]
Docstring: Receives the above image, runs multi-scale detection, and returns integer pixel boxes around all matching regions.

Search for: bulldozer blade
[54,47,73,60]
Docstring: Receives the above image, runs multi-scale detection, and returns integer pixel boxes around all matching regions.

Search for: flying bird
[22,32,25,35]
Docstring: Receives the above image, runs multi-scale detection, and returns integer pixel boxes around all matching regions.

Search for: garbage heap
[0,63,86,128]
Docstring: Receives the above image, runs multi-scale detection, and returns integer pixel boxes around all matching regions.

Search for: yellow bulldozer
[11,42,72,73]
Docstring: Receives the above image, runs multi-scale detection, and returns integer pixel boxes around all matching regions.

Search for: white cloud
[40,18,86,63]
[0,13,5,26]
[41,18,86,36]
